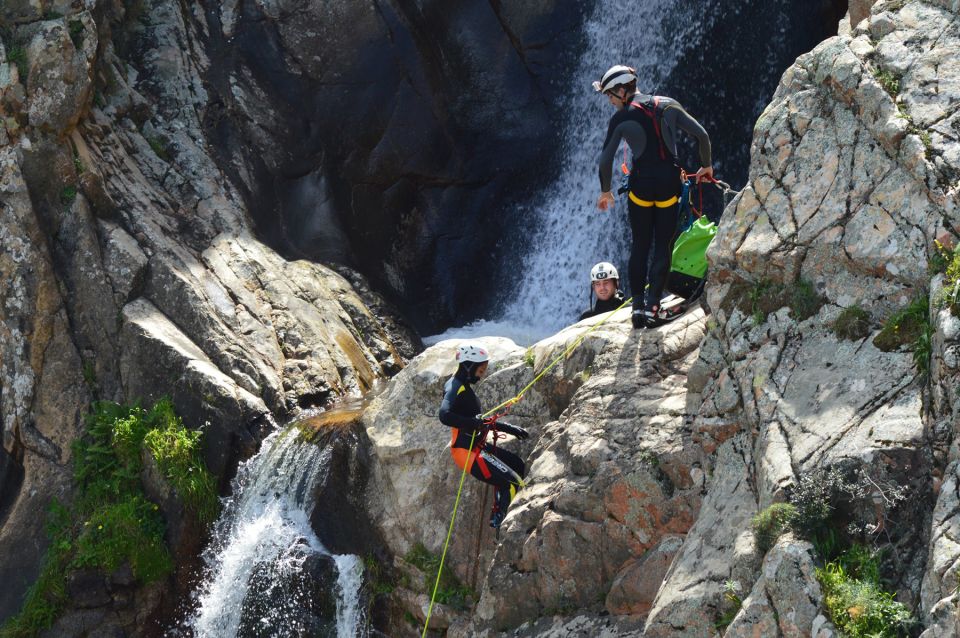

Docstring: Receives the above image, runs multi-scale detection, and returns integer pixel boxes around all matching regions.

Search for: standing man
[594,65,713,329]
[579,261,626,320]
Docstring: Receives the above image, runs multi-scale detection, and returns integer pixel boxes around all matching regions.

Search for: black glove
[497,422,530,440]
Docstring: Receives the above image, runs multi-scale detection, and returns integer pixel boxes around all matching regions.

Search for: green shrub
[833,306,872,341]
[72,496,171,581]
[751,503,797,555]
[143,401,219,523]
[873,297,931,377]
[2,398,217,636]
[60,186,77,205]
[788,468,849,541]
[816,546,915,637]
[404,542,474,610]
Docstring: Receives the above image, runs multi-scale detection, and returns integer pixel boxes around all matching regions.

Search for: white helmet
[593,65,637,93]
[590,262,619,282]
[456,343,489,364]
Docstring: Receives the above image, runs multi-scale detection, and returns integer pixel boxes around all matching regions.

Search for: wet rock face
[202,0,589,330]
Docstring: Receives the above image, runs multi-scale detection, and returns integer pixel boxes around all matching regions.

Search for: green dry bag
[671,216,716,279]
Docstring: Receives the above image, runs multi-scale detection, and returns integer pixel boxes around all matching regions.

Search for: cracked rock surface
[0,0,413,623]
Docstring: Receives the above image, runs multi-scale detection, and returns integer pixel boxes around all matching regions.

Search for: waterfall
[426,0,717,346]
[178,426,368,638]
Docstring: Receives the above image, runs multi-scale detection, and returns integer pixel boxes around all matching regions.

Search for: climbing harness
[421,297,633,637]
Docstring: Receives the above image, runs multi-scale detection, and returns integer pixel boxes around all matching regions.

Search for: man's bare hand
[597,191,615,211]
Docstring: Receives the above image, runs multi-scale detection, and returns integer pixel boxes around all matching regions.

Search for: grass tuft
[751,503,797,555]
[404,542,474,610]
[833,306,872,341]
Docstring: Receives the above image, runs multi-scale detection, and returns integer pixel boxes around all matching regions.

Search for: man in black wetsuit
[438,343,529,530]
[579,261,626,320]
[593,64,713,329]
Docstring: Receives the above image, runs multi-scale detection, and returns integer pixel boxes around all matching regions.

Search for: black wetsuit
[579,289,626,320]
[598,94,711,311]
[438,369,526,521]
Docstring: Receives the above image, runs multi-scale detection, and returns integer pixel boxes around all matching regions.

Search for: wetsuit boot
[490,487,511,529]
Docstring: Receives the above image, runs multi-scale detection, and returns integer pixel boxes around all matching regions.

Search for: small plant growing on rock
[1,399,217,637]
[404,542,474,610]
[5,45,26,73]
[816,545,915,637]
[751,502,797,555]
[523,348,535,368]
[873,297,931,377]
[146,134,171,162]
[873,67,900,96]
[744,278,824,325]
[932,240,960,314]
[60,185,77,204]
[714,580,744,631]
[68,20,84,49]
[833,306,872,341]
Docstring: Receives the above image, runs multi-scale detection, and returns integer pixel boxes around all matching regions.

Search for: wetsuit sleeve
[597,116,623,193]
[438,382,484,431]
[663,105,712,168]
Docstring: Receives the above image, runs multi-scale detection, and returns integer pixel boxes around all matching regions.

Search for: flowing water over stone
[179,422,367,637]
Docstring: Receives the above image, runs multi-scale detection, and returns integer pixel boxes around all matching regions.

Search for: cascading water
[426,0,718,346]
[177,426,368,637]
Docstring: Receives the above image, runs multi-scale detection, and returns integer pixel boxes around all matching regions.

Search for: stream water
[177,421,368,637]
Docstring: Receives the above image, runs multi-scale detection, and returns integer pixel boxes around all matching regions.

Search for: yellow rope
[421,429,476,637]
[421,298,632,635]
[484,296,633,415]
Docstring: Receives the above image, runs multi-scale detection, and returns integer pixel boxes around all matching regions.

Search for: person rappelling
[593,64,714,329]
[438,343,529,530]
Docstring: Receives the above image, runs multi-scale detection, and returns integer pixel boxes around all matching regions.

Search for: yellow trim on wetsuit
[628,192,679,208]
[457,385,466,395]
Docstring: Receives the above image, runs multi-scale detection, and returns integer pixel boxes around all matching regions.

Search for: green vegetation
[404,542,474,610]
[5,45,25,72]
[833,306,872,341]
[817,546,914,637]
[932,240,960,314]
[143,410,219,523]
[523,348,535,368]
[1,399,217,637]
[73,154,85,175]
[751,503,797,555]
[362,554,394,596]
[873,67,900,96]
[60,186,77,205]
[68,20,84,50]
[714,580,744,631]
[146,135,171,162]
[873,297,931,377]
[745,278,824,325]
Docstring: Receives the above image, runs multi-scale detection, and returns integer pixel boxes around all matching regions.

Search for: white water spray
[180,427,368,637]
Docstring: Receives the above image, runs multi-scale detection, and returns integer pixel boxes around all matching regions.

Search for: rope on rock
[421,297,633,636]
